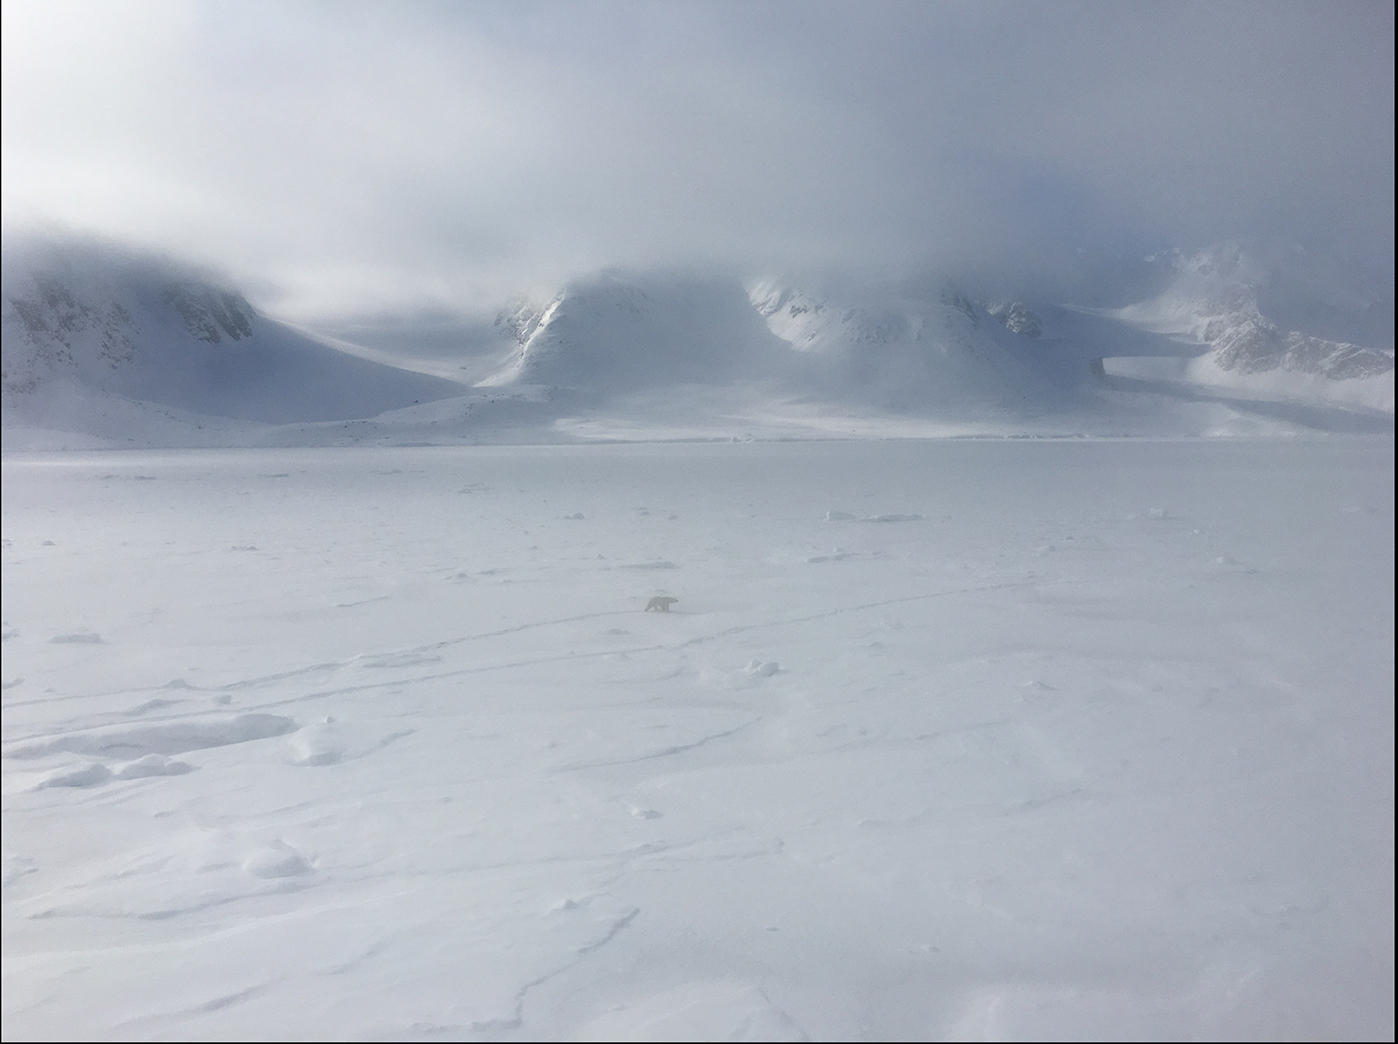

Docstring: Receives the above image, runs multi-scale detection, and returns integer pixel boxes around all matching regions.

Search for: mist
[2,0,1392,320]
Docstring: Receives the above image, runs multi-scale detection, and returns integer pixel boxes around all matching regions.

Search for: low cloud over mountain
[2,232,1392,448]
[2,234,464,437]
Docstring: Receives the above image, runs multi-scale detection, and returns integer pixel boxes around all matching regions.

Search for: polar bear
[644,596,679,612]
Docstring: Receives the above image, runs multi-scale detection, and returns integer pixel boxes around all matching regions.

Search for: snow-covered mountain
[1107,243,1394,405]
[1,235,464,433]
[746,278,1096,411]
[475,244,1394,418]
[2,232,1392,448]
[479,270,789,391]
[475,269,1107,414]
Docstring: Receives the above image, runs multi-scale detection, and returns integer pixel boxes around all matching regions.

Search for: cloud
[3,0,1392,319]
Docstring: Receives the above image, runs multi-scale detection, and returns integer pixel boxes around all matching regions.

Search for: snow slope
[479,270,789,391]
[1103,243,1394,411]
[3,234,1393,447]
[3,439,1392,1040]
[748,279,1096,411]
[1,235,466,435]
[460,254,1395,429]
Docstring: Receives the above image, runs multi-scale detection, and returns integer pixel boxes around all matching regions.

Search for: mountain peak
[2,232,462,425]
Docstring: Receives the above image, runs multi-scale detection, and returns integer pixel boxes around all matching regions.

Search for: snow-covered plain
[2,438,1393,1041]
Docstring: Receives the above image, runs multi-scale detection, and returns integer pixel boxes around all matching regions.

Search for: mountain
[1108,243,1394,394]
[746,278,1095,411]
[2,232,1391,448]
[1,235,465,431]
[478,270,788,391]
[476,246,1393,419]
[476,269,1114,414]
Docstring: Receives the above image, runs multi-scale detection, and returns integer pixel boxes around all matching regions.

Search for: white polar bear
[644,596,679,612]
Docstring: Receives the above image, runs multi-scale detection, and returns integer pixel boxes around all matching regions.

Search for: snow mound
[3,713,298,760]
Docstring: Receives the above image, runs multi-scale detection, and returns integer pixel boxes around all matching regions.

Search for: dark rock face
[4,278,138,392]
[161,284,254,343]
[994,302,1042,338]
[1209,312,1393,379]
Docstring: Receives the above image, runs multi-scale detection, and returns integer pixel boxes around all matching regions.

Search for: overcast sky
[2,0,1393,320]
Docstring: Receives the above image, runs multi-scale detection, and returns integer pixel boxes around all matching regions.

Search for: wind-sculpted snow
[1,441,1392,1040]
[5,713,298,761]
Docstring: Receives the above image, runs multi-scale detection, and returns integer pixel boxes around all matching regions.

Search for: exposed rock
[992,301,1042,338]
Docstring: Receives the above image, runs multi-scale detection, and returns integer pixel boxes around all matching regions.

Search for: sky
[2,0,1394,321]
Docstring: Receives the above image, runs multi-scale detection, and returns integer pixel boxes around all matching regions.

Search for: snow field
[2,439,1393,1040]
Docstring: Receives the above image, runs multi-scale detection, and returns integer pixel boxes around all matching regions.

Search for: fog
[2,0,1392,320]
